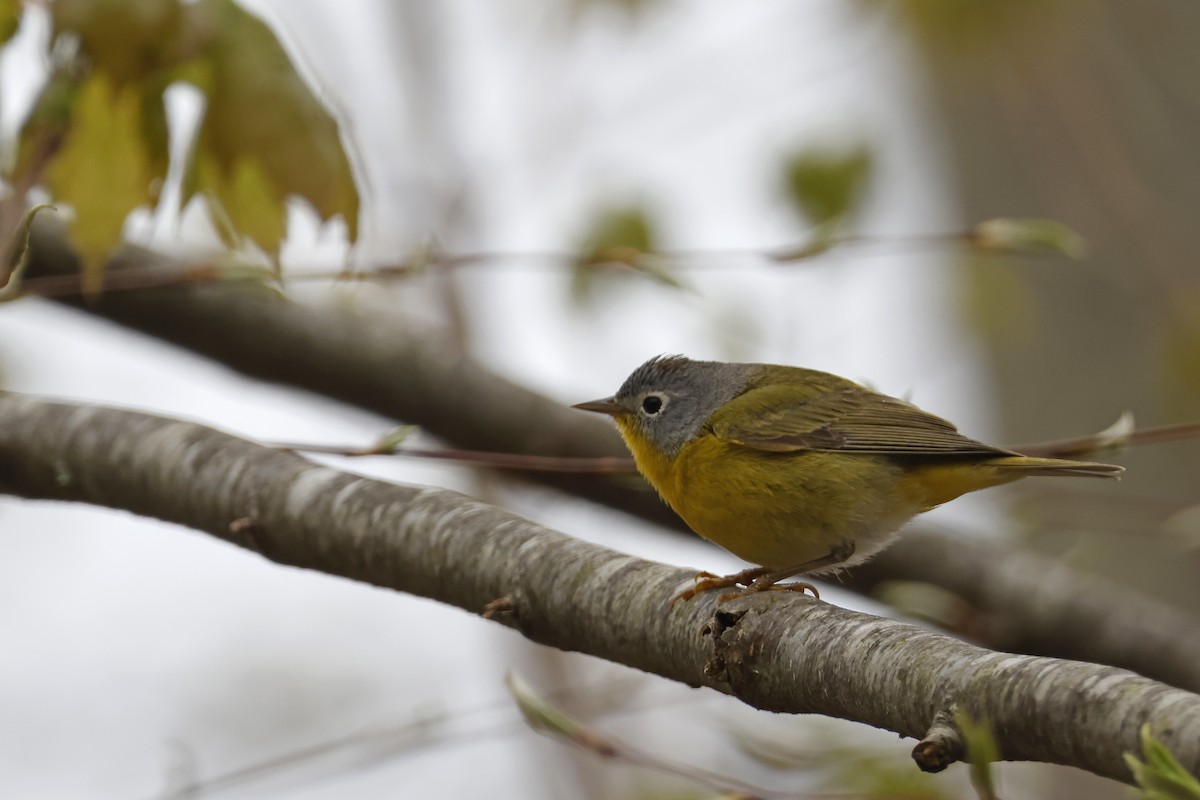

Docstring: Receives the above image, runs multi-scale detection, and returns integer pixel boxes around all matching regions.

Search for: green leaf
[578,206,656,263]
[196,153,286,256]
[572,205,684,299]
[44,75,158,289]
[51,0,189,87]
[783,144,872,228]
[373,425,420,453]
[1162,503,1200,552]
[183,0,360,256]
[970,217,1087,259]
[872,580,970,630]
[1164,308,1200,416]
[9,69,78,186]
[505,672,583,740]
[952,709,1000,800]
[0,204,57,302]
[959,255,1039,348]
[0,0,22,48]
[1125,724,1200,800]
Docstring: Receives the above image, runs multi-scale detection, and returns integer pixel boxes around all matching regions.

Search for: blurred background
[0,0,1196,797]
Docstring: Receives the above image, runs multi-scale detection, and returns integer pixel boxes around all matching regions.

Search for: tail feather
[989,455,1124,479]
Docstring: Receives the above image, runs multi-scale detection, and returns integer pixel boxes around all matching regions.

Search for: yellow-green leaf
[196,152,286,256]
[1164,305,1200,416]
[783,144,872,228]
[959,255,1039,348]
[953,709,1000,800]
[1162,504,1200,552]
[44,75,158,288]
[9,69,77,186]
[571,204,678,300]
[0,0,22,47]
[505,672,581,739]
[51,0,189,88]
[183,0,359,255]
[373,425,420,453]
[1125,724,1200,800]
[872,580,970,630]
[578,206,656,262]
[970,217,1086,259]
[0,204,57,302]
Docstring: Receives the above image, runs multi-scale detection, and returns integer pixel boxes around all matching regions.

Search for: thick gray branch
[1,393,1197,784]
[847,531,1200,692]
[22,223,1200,693]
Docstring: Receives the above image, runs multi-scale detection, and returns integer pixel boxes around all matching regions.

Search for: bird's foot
[672,567,766,605]
[672,567,820,604]
[730,575,821,602]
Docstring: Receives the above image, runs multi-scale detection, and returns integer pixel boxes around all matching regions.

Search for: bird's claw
[672,568,820,605]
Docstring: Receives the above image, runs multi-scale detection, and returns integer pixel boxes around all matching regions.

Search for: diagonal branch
[1,393,1198,785]
[25,223,678,528]
[21,221,1200,693]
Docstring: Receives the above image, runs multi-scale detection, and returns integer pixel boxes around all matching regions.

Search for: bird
[573,355,1123,601]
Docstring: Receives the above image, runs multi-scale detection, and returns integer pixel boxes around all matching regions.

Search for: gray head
[573,355,755,456]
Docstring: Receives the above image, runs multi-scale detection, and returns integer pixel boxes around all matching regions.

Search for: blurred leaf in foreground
[43,75,158,289]
[0,0,21,47]
[573,204,684,300]
[953,709,999,800]
[1124,724,1200,800]
[39,0,360,264]
[782,143,872,230]
[970,217,1086,259]
[52,0,192,86]
[185,0,360,257]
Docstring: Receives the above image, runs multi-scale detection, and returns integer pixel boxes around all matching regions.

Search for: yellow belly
[619,428,1012,571]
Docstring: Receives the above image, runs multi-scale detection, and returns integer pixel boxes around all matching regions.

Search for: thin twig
[268,440,637,473]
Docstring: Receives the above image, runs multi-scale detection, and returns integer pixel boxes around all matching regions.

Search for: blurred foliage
[53,0,195,86]
[11,66,80,188]
[185,0,360,253]
[572,204,685,302]
[1164,310,1200,417]
[0,204,56,302]
[872,579,972,631]
[893,0,1066,57]
[42,76,159,289]
[9,0,359,274]
[733,724,950,797]
[783,144,871,227]
[909,0,1200,570]
[1125,724,1200,800]
[1161,503,1200,552]
[958,256,1038,352]
[953,710,999,800]
[0,0,20,46]
[782,144,872,255]
[970,217,1086,259]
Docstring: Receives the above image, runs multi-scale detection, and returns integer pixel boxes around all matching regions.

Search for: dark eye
[641,395,663,414]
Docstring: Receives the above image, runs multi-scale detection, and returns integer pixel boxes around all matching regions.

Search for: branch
[0,393,1197,785]
[23,221,679,531]
[844,530,1200,694]
[22,220,1200,693]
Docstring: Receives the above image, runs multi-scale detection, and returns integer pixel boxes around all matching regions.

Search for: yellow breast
[616,419,933,570]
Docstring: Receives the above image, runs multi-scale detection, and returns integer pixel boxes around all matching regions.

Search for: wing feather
[707,375,1013,456]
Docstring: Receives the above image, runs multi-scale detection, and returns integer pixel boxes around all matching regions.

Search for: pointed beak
[571,396,626,417]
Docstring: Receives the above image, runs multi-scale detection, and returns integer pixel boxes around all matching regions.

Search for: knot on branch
[912,708,963,773]
[701,606,758,691]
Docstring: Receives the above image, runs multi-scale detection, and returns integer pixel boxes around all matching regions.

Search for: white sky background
[0,1,1008,798]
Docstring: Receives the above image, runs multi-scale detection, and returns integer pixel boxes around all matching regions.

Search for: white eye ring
[640,394,667,415]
